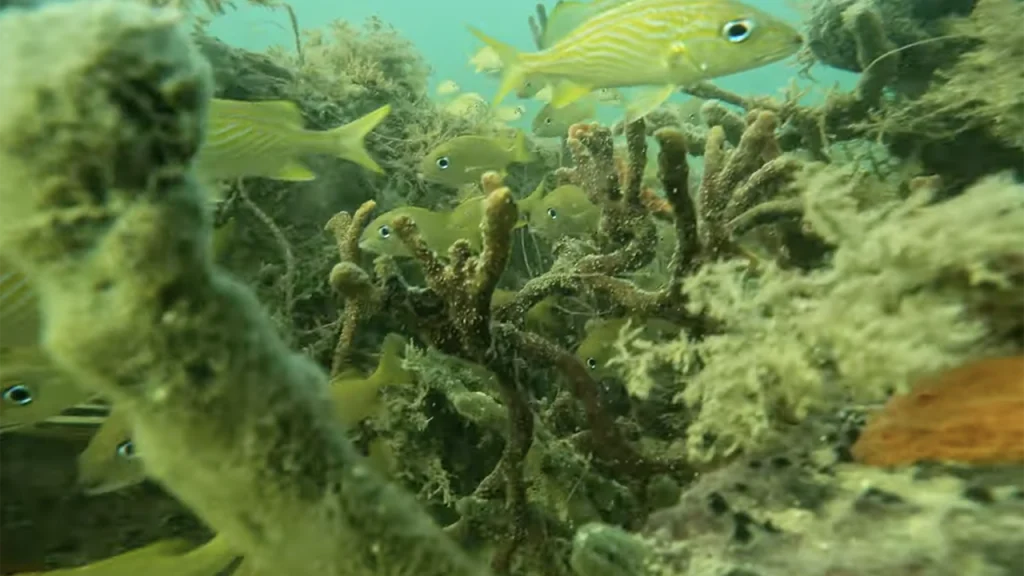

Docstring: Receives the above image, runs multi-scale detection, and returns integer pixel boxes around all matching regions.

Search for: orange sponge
[852,355,1024,467]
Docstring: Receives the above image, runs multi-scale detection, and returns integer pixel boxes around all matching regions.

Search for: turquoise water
[206,0,858,126]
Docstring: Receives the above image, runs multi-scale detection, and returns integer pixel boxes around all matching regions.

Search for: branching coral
[613,170,1024,463]
[323,116,718,571]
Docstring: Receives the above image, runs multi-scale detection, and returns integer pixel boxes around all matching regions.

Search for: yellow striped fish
[470,0,803,121]
[16,534,238,576]
[0,347,93,432]
[195,99,391,182]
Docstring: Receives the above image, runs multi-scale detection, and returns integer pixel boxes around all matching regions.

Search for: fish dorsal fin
[372,333,412,385]
[503,129,534,164]
[541,1,593,48]
[271,160,317,181]
[541,0,633,48]
[248,100,304,123]
[210,99,305,125]
[517,179,548,218]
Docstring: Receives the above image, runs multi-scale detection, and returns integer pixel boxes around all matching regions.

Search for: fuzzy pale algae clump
[0,2,485,575]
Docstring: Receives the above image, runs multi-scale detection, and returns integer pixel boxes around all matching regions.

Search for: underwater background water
[207,0,858,125]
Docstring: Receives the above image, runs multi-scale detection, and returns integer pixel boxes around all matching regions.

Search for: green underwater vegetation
[0,0,1022,575]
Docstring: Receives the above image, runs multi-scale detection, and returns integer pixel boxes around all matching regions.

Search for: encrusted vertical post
[0,3,486,575]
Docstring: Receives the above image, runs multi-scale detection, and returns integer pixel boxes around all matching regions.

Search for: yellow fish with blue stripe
[469,0,803,122]
[196,99,391,182]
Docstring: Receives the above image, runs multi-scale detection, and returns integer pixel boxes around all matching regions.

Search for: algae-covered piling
[0,2,485,575]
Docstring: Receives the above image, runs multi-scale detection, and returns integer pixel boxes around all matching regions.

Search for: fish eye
[546,207,558,219]
[116,439,137,459]
[586,357,598,370]
[722,19,754,43]
[2,384,33,406]
[544,118,552,125]
[378,225,391,239]
[436,156,451,170]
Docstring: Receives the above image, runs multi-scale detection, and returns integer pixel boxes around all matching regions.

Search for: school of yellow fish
[0,1,802,573]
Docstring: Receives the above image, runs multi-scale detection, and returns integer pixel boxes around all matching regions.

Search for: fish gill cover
[0,0,1022,576]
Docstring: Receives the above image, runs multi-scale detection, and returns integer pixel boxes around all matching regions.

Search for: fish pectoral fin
[533,84,554,103]
[666,41,702,73]
[549,81,594,110]
[625,85,677,124]
[271,160,317,181]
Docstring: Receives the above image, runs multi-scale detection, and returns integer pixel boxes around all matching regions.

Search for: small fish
[469,45,503,75]
[417,131,534,188]
[330,333,412,427]
[436,79,461,97]
[595,87,625,106]
[0,347,91,432]
[0,257,40,349]
[516,77,548,99]
[576,317,678,377]
[21,401,111,440]
[532,98,597,138]
[15,534,238,576]
[526,184,600,240]
[76,336,414,496]
[195,99,391,182]
[491,290,564,335]
[359,197,488,258]
[360,193,531,258]
[470,0,803,121]
[494,105,526,123]
[76,408,143,495]
[443,93,489,119]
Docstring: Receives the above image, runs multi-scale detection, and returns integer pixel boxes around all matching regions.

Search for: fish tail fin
[468,26,526,108]
[183,534,239,573]
[372,333,412,386]
[511,129,534,164]
[329,104,391,173]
